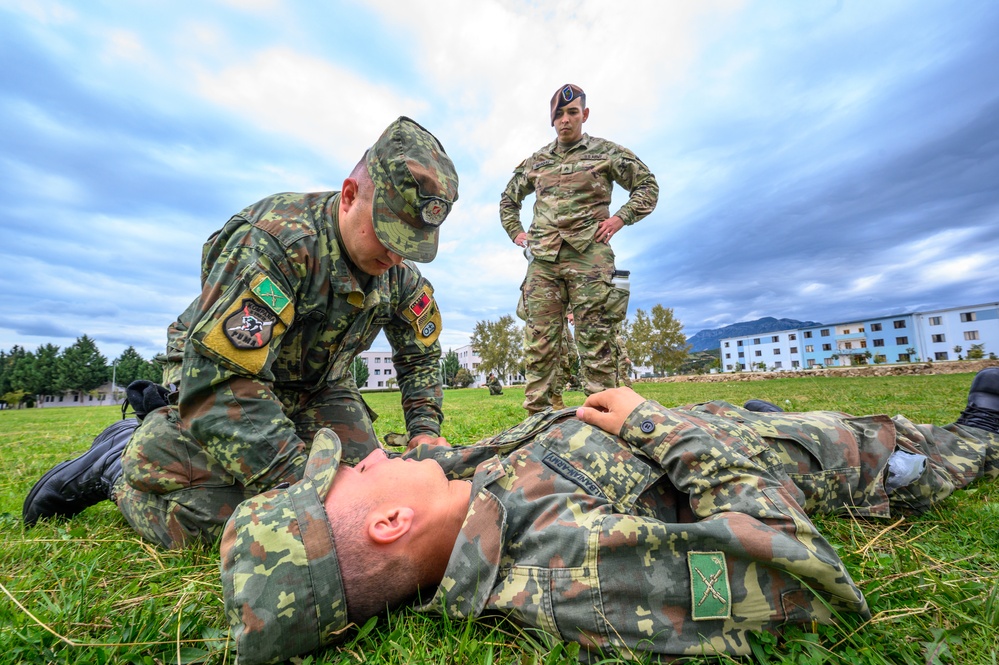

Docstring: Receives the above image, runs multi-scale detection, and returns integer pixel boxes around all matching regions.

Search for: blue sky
[2,0,998,361]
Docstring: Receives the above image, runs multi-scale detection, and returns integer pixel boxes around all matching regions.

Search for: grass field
[2,373,998,664]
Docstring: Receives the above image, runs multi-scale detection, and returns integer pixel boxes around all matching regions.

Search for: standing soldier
[500,84,658,413]
[23,117,459,549]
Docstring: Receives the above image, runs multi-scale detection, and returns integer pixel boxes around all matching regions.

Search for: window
[822,343,832,351]
[820,329,830,337]
[804,331,813,338]
[771,336,779,343]
[738,352,744,358]
[726,364,733,370]
[375,357,381,363]
[893,320,906,329]
[790,347,798,354]
[870,323,882,331]
[737,340,743,346]
[724,342,730,348]
[961,312,977,322]
[378,381,384,387]
[896,336,908,345]
[929,316,942,326]
[825,357,836,365]
[385,369,392,376]
[789,334,796,341]
[773,348,781,355]
[791,360,800,368]
[898,353,911,362]
[931,334,945,343]
[860,340,867,348]
[965,330,980,341]
[755,350,762,357]
[874,354,886,363]
[935,352,949,361]
[805,345,814,352]
[873,339,884,347]
[774,362,782,369]
[374,369,381,375]
[858,327,865,333]
[753,338,760,344]
[843,342,852,350]
[843,329,850,334]
[725,353,730,359]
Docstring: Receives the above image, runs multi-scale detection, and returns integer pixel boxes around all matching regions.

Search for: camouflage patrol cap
[366,116,459,263]
[220,429,348,665]
[550,84,586,125]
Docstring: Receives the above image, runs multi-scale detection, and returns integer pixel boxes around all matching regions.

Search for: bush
[452,368,475,388]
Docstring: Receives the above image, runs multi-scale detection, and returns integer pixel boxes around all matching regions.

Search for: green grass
[2,374,998,664]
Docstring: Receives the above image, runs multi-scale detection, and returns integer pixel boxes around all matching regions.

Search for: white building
[36,381,127,408]
[354,350,398,390]
[719,302,999,373]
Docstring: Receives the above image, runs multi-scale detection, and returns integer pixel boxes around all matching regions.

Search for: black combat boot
[23,418,138,526]
[955,367,999,434]
[743,399,784,413]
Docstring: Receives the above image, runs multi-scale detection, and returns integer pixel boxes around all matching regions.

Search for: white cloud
[193,47,429,167]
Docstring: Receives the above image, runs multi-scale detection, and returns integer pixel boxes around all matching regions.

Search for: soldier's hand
[576,387,645,435]
[407,432,450,451]
[595,216,624,243]
[514,232,528,247]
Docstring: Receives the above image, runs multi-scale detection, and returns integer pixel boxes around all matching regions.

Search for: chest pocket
[531,419,662,513]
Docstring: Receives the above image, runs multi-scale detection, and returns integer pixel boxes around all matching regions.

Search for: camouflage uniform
[486,374,503,396]
[500,134,658,412]
[615,328,632,387]
[552,316,578,406]
[408,400,999,659]
[116,191,446,548]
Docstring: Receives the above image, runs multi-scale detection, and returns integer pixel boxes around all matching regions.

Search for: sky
[2,0,998,362]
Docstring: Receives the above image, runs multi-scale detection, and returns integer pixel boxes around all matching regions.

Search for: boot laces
[957,405,999,434]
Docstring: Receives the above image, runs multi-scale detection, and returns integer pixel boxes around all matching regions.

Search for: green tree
[470,315,523,382]
[29,343,62,401]
[57,335,108,397]
[626,309,652,372]
[114,346,152,389]
[452,368,475,388]
[350,356,369,387]
[967,343,986,360]
[441,348,460,387]
[648,305,690,376]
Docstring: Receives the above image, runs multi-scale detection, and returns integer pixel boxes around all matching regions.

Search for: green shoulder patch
[688,552,731,621]
[252,276,291,317]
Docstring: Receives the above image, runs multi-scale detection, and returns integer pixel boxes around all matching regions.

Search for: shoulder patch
[251,275,291,318]
[688,552,731,621]
[400,284,442,348]
[224,299,277,349]
[201,291,288,375]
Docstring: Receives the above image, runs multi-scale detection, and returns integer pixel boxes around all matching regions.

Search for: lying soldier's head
[220,430,466,665]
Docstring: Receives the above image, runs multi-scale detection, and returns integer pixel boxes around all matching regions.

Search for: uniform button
[640,420,655,433]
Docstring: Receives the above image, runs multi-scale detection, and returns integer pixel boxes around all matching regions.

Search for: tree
[647,305,690,376]
[967,343,986,360]
[452,368,475,388]
[470,315,523,382]
[441,349,460,387]
[626,309,652,372]
[114,346,153,389]
[350,356,369,387]
[57,335,108,397]
[30,344,62,400]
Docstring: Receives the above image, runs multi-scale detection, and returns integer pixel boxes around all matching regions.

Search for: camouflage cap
[220,429,347,665]
[550,83,585,126]
[366,116,459,263]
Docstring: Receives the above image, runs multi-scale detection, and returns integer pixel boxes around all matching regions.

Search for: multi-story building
[719,302,998,373]
[354,350,398,390]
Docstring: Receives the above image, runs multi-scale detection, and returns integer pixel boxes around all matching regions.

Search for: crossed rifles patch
[688,552,732,620]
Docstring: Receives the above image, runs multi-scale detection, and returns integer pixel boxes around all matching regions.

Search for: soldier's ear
[340,177,360,210]
[582,108,589,123]
[368,506,414,545]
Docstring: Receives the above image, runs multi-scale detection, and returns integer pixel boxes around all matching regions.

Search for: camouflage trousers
[614,329,632,387]
[115,380,381,549]
[523,242,628,412]
[686,402,999,516]
[552,320,578,399]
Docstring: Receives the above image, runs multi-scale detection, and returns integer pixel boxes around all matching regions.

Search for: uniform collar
[418,457,507,618]
[547,133,591,155]
[326,192,393,309]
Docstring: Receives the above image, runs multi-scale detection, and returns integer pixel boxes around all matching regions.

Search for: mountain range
[685,317,822,353]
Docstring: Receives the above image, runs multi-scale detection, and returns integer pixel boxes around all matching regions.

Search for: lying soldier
[220,369,999,664]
